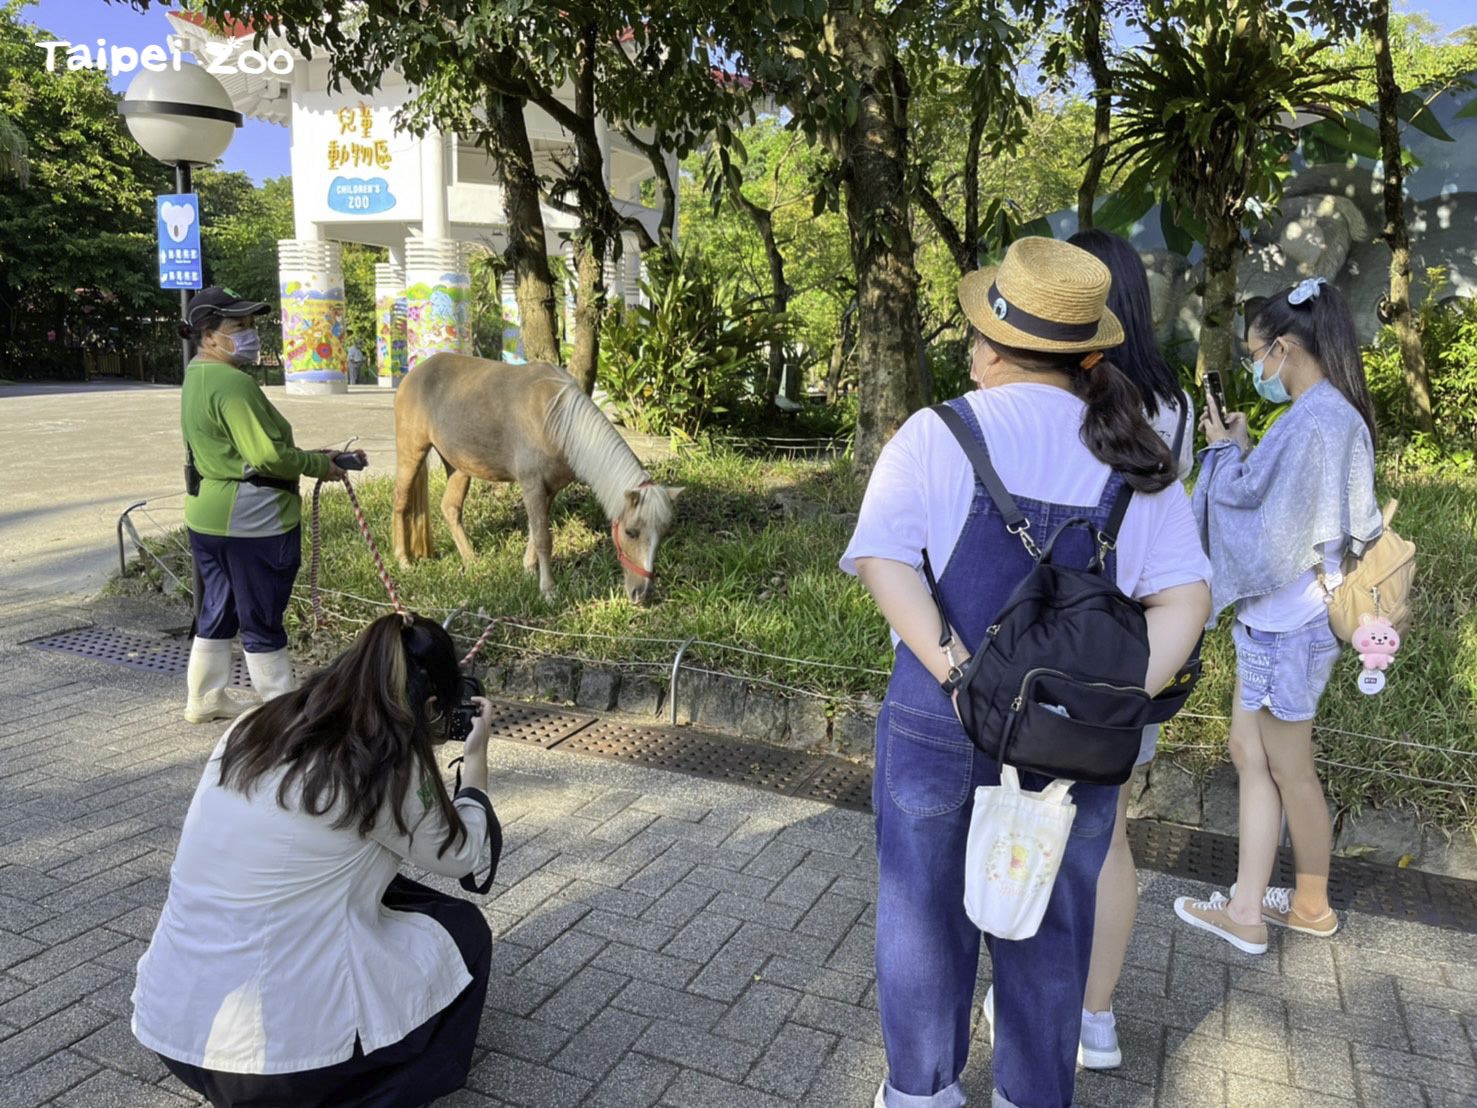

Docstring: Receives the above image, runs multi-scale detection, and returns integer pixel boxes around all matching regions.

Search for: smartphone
[333,451,367,471]
[1204,370,1227,424]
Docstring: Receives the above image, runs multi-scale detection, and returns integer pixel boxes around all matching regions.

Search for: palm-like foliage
[1107,0,1361,376]
[0,113,28,186]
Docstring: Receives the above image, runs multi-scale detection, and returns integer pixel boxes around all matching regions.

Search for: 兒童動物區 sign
[326,102,398,215]
[157,193,202,290]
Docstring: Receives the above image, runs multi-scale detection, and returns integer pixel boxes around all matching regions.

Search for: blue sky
[22,0,1477,186]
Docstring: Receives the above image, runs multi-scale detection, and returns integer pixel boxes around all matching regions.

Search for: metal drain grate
[793,760,874,811]
[483,702,594,748]
[27,625,297,689]
[558,718,824,797]
[1128,819,1477,932]
[27,626,193,676]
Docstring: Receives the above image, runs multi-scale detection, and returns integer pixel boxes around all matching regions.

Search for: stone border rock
[482,655,1477,882]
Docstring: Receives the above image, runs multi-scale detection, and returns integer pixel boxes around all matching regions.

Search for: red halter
[612,482,656,581]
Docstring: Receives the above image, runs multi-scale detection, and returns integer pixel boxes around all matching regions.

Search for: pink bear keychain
[1350,613,1401,695]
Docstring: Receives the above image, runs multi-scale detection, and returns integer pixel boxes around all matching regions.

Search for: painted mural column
[403,238,470,371]
[277,239,347,395]
[373,261,407,387]
[500,268,524,362]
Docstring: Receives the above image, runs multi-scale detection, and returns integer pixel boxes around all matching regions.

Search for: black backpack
[923,404,1159,786]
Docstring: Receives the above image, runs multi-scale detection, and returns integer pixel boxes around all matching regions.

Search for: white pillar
[404,238,469,372]
[667,151,680,249]
[563,240,577,342]
[278,239,347,395]
[499,270,523,361]
[373,261,407,387]
[420,129,449,239]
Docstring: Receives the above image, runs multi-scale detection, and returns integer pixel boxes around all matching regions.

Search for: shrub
[599,248,790,437]
[1365,273,1477,472]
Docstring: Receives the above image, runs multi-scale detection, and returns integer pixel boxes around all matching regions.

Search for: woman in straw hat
[841,236,1211,1107]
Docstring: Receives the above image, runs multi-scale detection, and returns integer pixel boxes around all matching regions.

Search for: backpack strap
[930,403,1040,558]
[1093,478,1135,569]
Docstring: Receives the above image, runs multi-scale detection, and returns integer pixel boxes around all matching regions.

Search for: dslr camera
[448,674,486,743]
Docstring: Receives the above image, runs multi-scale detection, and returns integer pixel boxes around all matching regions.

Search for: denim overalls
[874,398,1122,1108]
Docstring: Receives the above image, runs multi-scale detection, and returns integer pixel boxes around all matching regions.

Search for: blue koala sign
[157,193,202,290]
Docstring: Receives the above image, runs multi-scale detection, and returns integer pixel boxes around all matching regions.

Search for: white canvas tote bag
[963,766,1077,940]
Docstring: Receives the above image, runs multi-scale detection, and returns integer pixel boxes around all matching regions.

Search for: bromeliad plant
[599,246,791,437]
[1104,0,1361,383]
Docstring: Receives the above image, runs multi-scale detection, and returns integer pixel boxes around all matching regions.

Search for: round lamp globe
[121,64,241,166]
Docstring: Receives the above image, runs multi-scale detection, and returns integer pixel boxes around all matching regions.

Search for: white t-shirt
[840,384,1211,606]
[132,730,493,1074]
[1236,540,1343,632]
[1148,388,1196,481]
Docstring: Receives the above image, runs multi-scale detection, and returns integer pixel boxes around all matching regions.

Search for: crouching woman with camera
[131,613,502,1108]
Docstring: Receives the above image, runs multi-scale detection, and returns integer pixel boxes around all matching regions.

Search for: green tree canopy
[0,0,174,377]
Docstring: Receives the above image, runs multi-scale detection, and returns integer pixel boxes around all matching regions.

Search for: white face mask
[218,328,260,365]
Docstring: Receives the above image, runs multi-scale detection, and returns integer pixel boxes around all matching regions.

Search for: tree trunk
[722,150,789,405]
[1195,225,1239,386]
[566,26,609,395]
[1076,0,1111,230]
[492,92,559,364]
[569,236,605,394]
[1372,0,1435,433]
[826,306,855,404]
[756,208,789,403]
[824,12,927,469]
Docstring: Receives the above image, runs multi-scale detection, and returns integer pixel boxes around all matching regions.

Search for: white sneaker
[985,985,1123,1068]
[874,1084,887,1108]
[1078,1009,1122,1069]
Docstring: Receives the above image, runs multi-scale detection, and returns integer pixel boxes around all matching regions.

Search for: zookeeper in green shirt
[180,287,366,723]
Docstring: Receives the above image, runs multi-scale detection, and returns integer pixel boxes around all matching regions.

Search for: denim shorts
[1232,616,1342,722]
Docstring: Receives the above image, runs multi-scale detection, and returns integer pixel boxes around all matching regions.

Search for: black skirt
[161,876,492,1108]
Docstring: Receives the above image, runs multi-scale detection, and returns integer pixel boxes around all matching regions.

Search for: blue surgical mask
[229,329,262,365]
[1250,344,1291,405]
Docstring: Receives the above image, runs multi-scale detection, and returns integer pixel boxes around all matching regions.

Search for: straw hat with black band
[958,236,1123,363]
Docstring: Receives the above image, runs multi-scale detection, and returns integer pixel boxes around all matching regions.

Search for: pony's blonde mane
[545,383,651,519]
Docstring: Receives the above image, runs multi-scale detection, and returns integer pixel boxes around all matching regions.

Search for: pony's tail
[392,438,435,564]
[405,455,433,560]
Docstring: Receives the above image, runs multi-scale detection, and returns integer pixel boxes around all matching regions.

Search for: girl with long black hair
[1176,278,1381,954]
[1063,227,1197,1069]
[132,613,501,1108]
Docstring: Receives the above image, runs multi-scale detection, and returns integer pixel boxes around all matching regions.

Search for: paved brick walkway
[1,588,1474,1107]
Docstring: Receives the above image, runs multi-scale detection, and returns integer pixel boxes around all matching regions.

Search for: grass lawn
[127,446,1477,830]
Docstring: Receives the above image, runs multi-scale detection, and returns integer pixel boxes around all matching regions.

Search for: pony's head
[613,483,683,604]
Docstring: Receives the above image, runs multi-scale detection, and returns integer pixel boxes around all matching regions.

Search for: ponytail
[1245,282,1378,450]
[982,336,1176,493]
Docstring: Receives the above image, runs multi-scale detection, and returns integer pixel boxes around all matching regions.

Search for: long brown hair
[982,335,1176,493]
[219,613,468,855]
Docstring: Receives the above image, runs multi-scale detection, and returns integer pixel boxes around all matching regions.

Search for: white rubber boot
[183,638,254,724]
[244,647,297,701]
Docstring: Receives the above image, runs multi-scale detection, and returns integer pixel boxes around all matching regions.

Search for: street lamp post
[118,62,242,627]
[119,62,243,377]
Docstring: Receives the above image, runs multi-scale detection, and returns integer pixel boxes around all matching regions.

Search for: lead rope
[308,473,502,666]
[310,474,407,629]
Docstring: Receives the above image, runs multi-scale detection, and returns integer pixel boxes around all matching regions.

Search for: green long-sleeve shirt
[182,359,332,537]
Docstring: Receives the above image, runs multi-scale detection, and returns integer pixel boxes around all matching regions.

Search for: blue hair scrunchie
[1287,276,1327,306]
